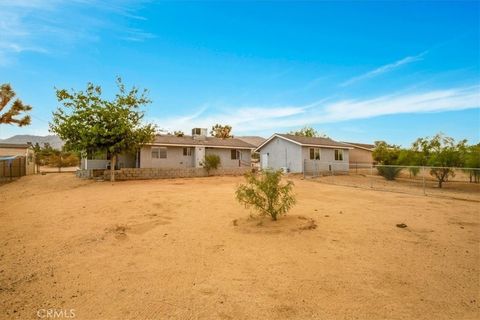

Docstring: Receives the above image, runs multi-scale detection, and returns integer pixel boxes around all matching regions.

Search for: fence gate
[0,156,26,182]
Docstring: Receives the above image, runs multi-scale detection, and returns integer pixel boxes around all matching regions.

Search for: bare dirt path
[0,174,478,319]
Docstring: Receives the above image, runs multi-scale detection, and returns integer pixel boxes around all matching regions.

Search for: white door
[261,153,269,169]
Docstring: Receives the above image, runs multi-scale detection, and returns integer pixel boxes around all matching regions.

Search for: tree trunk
[110,154,117,182]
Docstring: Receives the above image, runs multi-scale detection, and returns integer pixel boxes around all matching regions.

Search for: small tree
[372,141,402,180]
[236,170,296,221]
[50,77,156,182]
[48,149,79,172]
[288,126,328,138]
[202,154,221,175]
[173,130,184,137]
[210,124,232,139]
[0,83,32,126]
[32,142,56,171]
[398,149,420,178]
[464,144,480,183]
[412,133,467,188]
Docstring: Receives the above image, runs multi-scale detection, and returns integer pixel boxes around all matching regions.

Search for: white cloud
[340,51,427,87]
[154,85,480,135]
[0,0,153,66]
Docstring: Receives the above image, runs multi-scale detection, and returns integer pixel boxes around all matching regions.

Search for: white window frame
[152,147,167,159]
[334,149,344,161]
[151,148,159,159]
[183,147,193,156]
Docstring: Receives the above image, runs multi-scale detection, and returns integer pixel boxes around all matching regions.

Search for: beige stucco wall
[348,147,373,164]
[0,147,36,175]
[0,147,29,157]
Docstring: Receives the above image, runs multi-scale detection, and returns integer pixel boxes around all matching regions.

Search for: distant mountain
[0,135,64,149]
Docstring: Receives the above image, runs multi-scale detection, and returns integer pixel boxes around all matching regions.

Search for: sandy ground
[312,174,480,201]
[0,174,479,320]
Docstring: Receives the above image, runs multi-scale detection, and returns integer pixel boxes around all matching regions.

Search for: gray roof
[255,134,352,151]
[275,134,350,148]
[236,136,266,148]
[151,135,255,149]
[342,141,375,151]
[0,143,32,149]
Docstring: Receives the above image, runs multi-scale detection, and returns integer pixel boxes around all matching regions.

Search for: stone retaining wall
[101,167,251,180]
[76,169,108,179]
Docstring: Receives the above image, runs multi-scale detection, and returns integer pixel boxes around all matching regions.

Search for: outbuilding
[254,134,352,174]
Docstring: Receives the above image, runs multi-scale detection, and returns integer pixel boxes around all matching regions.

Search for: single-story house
[0,143,36,175]
[254,134,352,173]
[81,128,255,170]
[341,142,375,165]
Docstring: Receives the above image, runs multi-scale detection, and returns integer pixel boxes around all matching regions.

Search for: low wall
[76,169,107,179]
[93,167,251,180]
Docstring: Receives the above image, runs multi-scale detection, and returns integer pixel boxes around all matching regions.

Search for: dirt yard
[0,174,479,320]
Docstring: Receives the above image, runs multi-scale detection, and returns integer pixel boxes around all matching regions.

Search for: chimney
[192,128,207,140]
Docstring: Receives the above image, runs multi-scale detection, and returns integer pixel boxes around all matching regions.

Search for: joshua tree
[210,124,233,139]
[0,83,32,126]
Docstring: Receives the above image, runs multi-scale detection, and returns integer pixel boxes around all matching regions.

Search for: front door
[261,153,268,169]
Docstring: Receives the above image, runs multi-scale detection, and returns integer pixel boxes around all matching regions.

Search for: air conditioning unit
[192,128,207,140]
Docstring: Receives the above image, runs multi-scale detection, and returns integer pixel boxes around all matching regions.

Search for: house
[0,143,36,175]
[341,142,375,165]
[80,128,255,171]
[254,134,352,174]
[236,136,266,169]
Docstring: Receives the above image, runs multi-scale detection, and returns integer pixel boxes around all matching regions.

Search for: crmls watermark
[37,309,76,318]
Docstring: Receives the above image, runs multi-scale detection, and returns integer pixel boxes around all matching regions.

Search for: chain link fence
[303,160,480,201]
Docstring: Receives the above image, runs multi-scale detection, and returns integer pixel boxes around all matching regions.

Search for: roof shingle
[276,134,350,148]
[151,135,255,149]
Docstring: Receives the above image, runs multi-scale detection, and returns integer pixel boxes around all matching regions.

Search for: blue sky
[0,0,479,146]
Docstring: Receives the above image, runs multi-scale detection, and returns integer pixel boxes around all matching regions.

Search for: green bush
[236,170,296,221]
[202,154,221,175]
[376,166,402,180]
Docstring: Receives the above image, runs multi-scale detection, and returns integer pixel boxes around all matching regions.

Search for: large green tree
[50,77,156,181]
[0,83,32,126]
[412,133,467,188]
[288,126,328,138]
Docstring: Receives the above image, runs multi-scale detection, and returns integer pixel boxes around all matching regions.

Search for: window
[231,149,240,160]
[334,149,344,161]
[309,148,320,160]
[183,147,193,156]
[152,147,167,159]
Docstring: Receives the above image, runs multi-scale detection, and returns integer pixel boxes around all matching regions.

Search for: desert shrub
[202,154,221,175]
[235,170,296,221]
[373,141,402,180]
[464,144,480,183]
[408,167,420,177]
[376,165,402,180]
